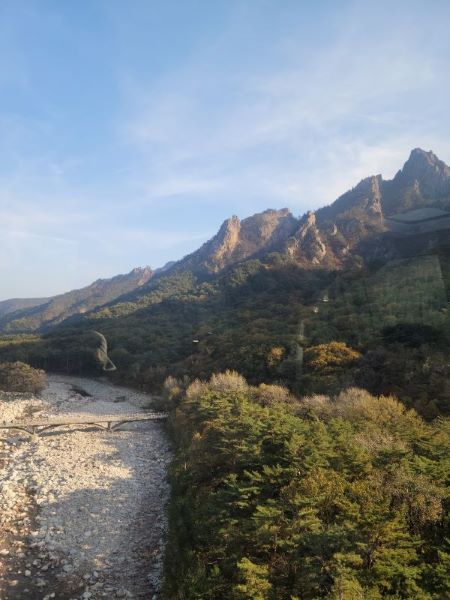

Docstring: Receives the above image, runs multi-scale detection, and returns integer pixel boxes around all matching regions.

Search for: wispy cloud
[1,229,77,245]
[1,1,450,297]
[87,227,209,254]
[122,1,450,211]
[142,176,227,200]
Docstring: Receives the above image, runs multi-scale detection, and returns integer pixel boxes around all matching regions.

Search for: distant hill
[0,267,153,333]
[0,297,49,319]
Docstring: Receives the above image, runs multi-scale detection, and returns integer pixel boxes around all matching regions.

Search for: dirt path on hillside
[0,375,171,600]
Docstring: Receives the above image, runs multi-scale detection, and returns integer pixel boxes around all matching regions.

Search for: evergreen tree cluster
[164,373,450,599]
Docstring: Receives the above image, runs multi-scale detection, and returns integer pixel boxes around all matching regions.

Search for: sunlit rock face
[283,149,450,268]
[2,148,450,333]
[174,208,298,273]
[382,148,450,215]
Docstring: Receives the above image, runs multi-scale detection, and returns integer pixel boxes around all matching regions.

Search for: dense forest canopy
[0,240,448,417]
[163,373,450,599]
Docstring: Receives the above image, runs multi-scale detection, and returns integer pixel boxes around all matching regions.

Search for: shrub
[208,370,249,395]
[163,376,183,400]
[0,361,46,394]
[185,378,209,401]
[159,375,191,410]
[304,341,361,374]
[299,387,422,433]
[254,383,293,406]
[334,387,423,431]
[185,371,248,403]
[266,346,285,369]
[297,393,334,418]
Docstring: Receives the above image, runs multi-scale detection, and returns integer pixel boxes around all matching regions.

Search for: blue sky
[1,0,450,299]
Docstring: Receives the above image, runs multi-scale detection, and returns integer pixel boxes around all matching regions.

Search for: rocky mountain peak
[405,147,445,171]
[285,174,386,268]
[240,209,297,244]
[131,266,152,275]
[356,173,383,189]
[169,148,450,276]
[285,210,329,266]
[133,266,153,286]
[315,174,384,225]
[392,147,450,196]
[207,215,242,268]
[175,208,298,274]
[218,215,241,237]
[301,210,317,230]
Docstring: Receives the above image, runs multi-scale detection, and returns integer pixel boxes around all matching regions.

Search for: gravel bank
[0,375,171,599]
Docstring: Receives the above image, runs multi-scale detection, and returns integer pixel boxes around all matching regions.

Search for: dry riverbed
[0,375,171,600]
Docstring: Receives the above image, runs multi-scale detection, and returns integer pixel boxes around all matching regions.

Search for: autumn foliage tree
[302,341,361,394]
[304,341,361,373]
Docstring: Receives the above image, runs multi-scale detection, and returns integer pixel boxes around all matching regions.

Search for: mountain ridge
[0,297,50,319]
[160,147,450,275]
[0,266,153,333]
[1,147,450,333]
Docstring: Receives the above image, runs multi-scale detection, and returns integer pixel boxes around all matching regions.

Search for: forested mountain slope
[0,267,153,333]
[1,149,449,416]
[0,297,49,319]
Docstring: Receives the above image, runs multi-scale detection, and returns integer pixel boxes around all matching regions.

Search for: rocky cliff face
[382,148,450,215]
[283,175,385,267]
[174,208,298,273]
[156,148,450,275]
[285,211,327,265]
[282,148,450,268]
